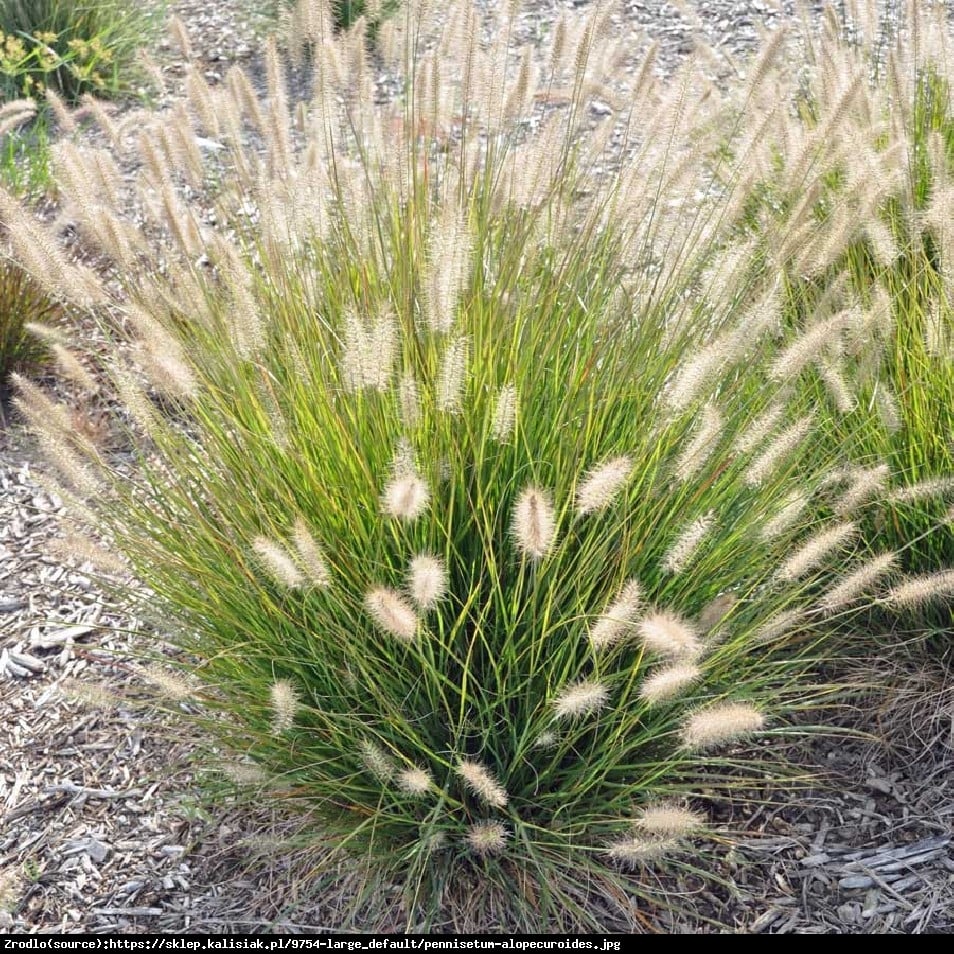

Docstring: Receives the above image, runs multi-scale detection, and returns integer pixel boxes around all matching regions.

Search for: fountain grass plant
[681,0,954,651]
[6,0,940,932]
[723,1,954,586]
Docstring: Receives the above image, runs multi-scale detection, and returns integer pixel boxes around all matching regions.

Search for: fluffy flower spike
[575,456,632,515]
[680,702,765,751]
[365,587,420,642]
[589,578,642,650]
[512,485,557,559]
[456,759,509,808]
[552,679,610,720]
[408,554,448,611]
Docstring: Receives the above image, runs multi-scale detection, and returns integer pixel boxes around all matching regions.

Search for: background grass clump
[0,0,165,102]
[7,0,954,933]
[275,0,399,34]
[706,2,954,639]
[0,95,51,195]
[0,0,166,195]
[0,255,61,411]
[0,111,51,195]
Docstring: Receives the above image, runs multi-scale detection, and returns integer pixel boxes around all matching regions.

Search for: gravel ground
[155,0,805,95]
[2,0,953,935]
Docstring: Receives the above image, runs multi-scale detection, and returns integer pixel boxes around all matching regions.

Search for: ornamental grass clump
[6,0,918,932]
[713,0,954,606]
[0,0,165,102]
[0,255,59,404]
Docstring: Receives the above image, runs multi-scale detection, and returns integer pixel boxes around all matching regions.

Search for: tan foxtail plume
[674,403,722,482]
[512,485,557,560]
[552,679,610,720]
[606,835,675,867]
[46,531,127,576]
[884,569,954,609]
[638,610,701,659]
[360,740,396,782]
[381,472,430,522]
[437,336,468,413]
[364,587,420,642]
[833,464,891,514]
[776,521,857,583]
[662,512,715,574]
[134,664,193,703]
[292,518,331,588]
[424,204,472,333]
[819,552,897,613]
[733,403,786,454]
[398,373,421,430]
[889,476,954,505]
[456,759,508,808]
[639,663,701,704]
[680,702,764,750]
[408,555,448,611]
[760,490,810,540]
[252,538,304,589]
[396,766,433,796]
[635,802,706,838]
[340,312,398,393]
[745,416,813,487]
[589,579,642,650]
[269,680,300,733]
[491,384,518,442]
[575,456,632,515]
[769,314,848,382]
[467,821,508,856]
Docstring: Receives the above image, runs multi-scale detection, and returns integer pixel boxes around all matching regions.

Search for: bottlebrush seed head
[512,485,557,560]
[754,608,803,644]
[745,416,813,487]
[833,464,890,514]
[638,610,701,659]
[396,766,433,796]
[364,587,420,642]
[360,740,396,782]
[269,679,300,733]
[253,537,304,588]
[291,517,331,587]
[456,759,509,808]
[680,702,765,751]
[552,679,610,720]
[381,473,430,522]
[674,403,722,482]
[588,578,642,650]
[534,731,558,749]
[606,835,676,868]
[776,521,857,583]
[883,569,954,608]
[639,663,701,704]
[819,552,897,613]
[398,373,421,430]
[575,456,632,515]
[491,383,518,441]
[437,336,468,413]
[408,554,448,611]
[634,803,706,837]
[467,821,509,856]
[661,512,715,574]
